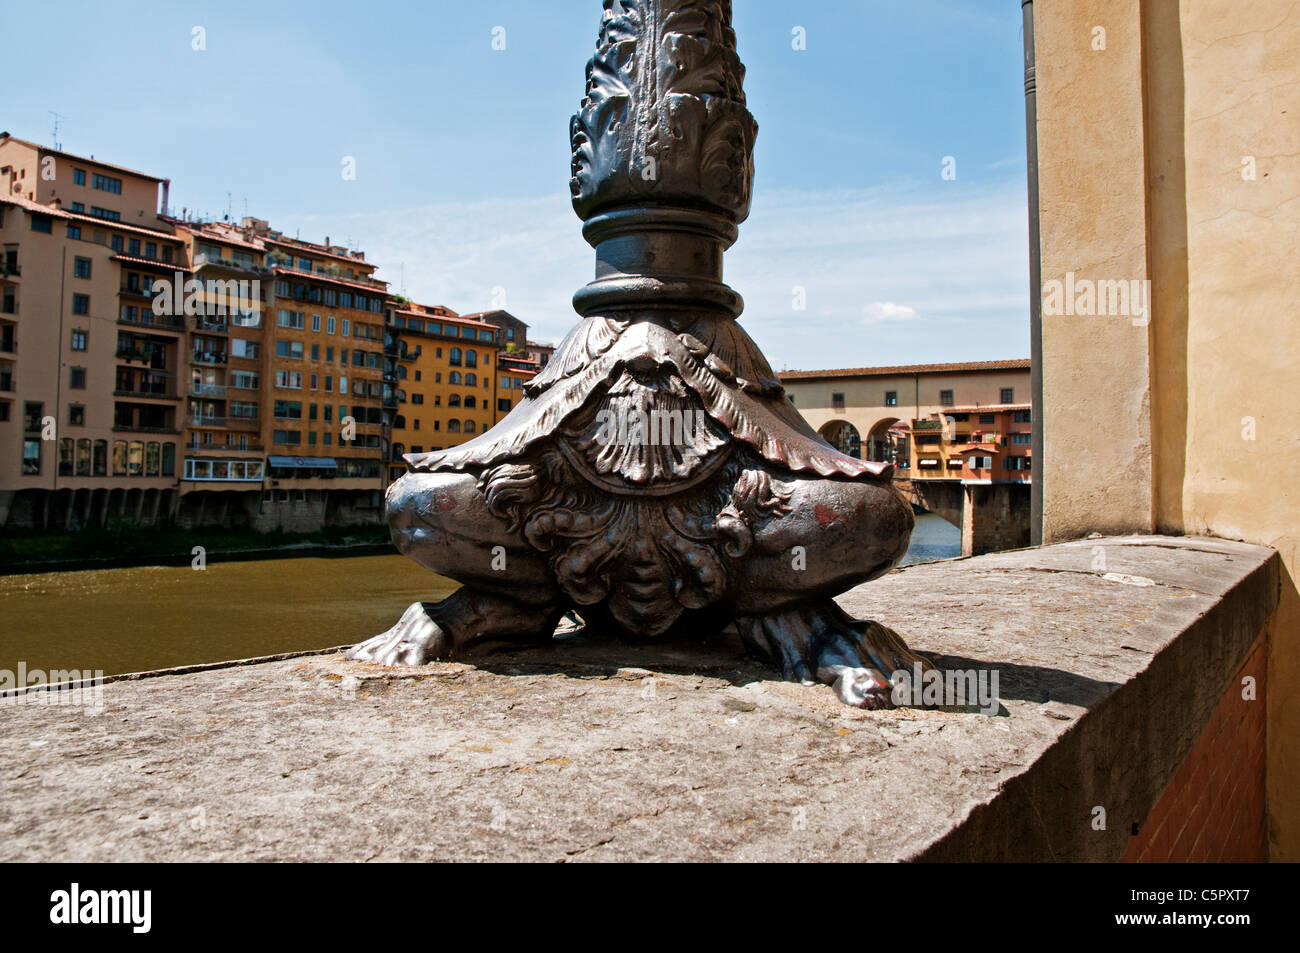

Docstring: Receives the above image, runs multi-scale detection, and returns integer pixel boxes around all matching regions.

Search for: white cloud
[862,301,920,323]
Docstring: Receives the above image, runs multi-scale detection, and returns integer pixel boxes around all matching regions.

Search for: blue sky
[8,0,1030,368]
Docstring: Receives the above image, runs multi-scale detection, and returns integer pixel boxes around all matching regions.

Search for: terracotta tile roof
[111,254,191,272]
[779,359,1031,381]
[271,267,387,295]
[0,134,167,181]
[264,235,370,267]
[1,195,182,241]
[174,223,264,251]
[395,309,491,330]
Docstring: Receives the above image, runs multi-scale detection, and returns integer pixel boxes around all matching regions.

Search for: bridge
[894,475,1031,557]
[779,362,1034,557]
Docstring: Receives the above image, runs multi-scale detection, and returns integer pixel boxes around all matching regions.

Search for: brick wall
[1122,634,1267,862]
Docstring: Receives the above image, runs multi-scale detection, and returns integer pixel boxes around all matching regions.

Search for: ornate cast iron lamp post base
[350,0,932,709]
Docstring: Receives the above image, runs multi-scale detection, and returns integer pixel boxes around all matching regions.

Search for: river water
[0,513,960,677]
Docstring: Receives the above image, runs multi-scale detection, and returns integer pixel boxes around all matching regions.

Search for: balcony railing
[192,352,228,365]
[191,383,227,397]
[114,388,180,401]
[189,415,228,427]
[119,312,186,331]
[112,424,180,435]
[0,262,18,278]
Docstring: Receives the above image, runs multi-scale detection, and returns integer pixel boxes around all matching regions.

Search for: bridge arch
[818,420,862,458]
[866,416,907,465]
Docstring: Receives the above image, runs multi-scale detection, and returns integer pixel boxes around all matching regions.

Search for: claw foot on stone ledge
[347,601,450,666]
[737,600,933,709]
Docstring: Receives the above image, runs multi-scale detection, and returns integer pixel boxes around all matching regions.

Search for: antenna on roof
[49,111,65,151]
[225,191,232,222]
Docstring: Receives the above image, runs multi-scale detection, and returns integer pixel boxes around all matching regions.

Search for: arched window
[465,350,478,368]
[392,442,405,461]
[449,371,462,385]
[93,439,107,476]
[449,348,462,366]
[448,394,461,407]
[464,420,476,433]
[465,373,476,387]
[464,395,476,409]
[393,414,406,428]
[397,365,407,379]
[448,420,461,433]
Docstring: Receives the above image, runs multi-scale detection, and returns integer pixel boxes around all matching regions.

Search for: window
[939,389,954,406]
[277,309,305,329]
[129,238,140,256]
[90,207,120,222]
[274,400,303,419]
[884,390,898,407]
[1000,388,1015,404]
[1012,433,1032,445]
[312,314,321,332]
[465,373,476,387]
[310,373,318,390]
[23,439,41,474]
[449,347,462,366]
[1013,410,1032,423]
[71,202,84,213]
[67,224,82,240]
[411,394,424,405]
[31,215,52,234]
[465,350,478,368]
[448,420,461,433]
[979,413,996,426]
[71,330,87,351]
[464,395,476,409]
[145,242,157,260]
[498,398,512,412]
[68,404,85,426]
[449,371,462,386]
[273,430,302,446]
[464,420,476,433]
[275,370,304,389]
[327,316,336,334]
[93,439,107,476]
[448,394,461,408]
[73,257,91,278]
[73,168,86,186]
[92,173,123,194]
[275,340,304,359]
[230,338,260,359]
[111,234,123,253]
[341,319,350,337]
[70,367,86,389]
[831,392,845,411]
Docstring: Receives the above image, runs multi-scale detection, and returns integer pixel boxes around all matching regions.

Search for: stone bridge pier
[896,478,1031,557]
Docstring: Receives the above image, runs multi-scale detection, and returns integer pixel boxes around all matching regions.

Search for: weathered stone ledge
[0,535,1277,861]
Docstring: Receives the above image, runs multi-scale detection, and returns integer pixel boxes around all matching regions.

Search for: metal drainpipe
[1023,0,1044,545]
